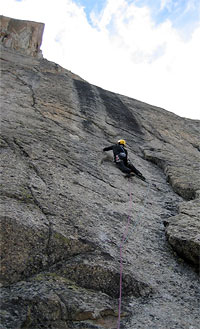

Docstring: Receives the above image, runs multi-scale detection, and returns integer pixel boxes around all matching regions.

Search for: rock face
[0,15,44,58]
[0,17,200,329]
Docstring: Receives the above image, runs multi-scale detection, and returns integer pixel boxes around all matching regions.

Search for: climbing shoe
[137,173,146,181]
[125,173,135,178]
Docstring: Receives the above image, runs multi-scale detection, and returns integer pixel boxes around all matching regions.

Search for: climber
[103,139,146,181]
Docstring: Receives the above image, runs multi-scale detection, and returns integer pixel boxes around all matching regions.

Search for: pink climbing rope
[117,178,132,329]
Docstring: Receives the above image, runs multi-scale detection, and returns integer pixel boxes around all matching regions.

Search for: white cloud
[183,0,197,14]
[160,0,173,11]
[1,0,200,119]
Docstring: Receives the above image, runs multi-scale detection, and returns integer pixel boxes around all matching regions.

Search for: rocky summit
[0,16,200,329]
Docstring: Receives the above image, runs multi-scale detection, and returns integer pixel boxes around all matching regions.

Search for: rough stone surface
[165,198,200,265]
[0,15,44,58]
[0,18,200,329]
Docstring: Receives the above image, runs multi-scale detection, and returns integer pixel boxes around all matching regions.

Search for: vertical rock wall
[0,16,200,329]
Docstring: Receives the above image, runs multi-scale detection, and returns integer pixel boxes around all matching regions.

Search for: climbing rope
[117,179,151,329]
[117,178,132,329]
[124,180,152,244]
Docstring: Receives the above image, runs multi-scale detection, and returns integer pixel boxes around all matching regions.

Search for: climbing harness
[116,179,151,329]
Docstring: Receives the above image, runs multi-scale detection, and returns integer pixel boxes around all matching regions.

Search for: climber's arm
[103,145,114,152]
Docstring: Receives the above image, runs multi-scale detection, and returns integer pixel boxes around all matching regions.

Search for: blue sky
[1,0,200,119]
[75,0,200,35]
[74,0,107,23]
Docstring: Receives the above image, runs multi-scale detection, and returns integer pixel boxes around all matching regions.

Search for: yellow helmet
[118,139,126,146]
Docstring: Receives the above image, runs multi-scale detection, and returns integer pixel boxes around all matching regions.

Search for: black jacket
[103,144,128,164]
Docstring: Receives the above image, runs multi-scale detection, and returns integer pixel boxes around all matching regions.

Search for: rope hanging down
[116,180,151,329]
[124,180,152,244]
[117,178,132,329]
